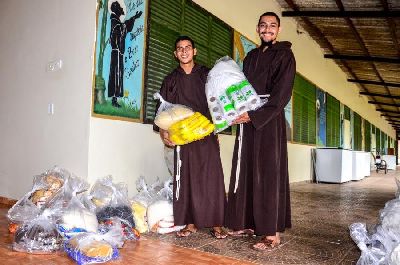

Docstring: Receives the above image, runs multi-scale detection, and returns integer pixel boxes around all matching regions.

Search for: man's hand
[232,112,251,125]
[135,10,143,19]
[160,129,175,147]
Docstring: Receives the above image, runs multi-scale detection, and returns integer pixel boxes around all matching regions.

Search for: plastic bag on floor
[147,200,173,232]
[379,196,400,235]
[349,223,385,265]
[164,146,174,176]
[157,178,173,202]
[91,176,135,234]
[64,219,123,265]
[7,166,68,225]
[57,195,98,238]
[132,176,161,208]
[205,56,267,133]
[13,209,62,254]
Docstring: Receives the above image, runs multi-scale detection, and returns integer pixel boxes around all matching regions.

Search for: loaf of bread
[69,237,113,258]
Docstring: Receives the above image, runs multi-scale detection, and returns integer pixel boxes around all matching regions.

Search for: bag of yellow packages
[153,93,214,145]
[168,112,215,145]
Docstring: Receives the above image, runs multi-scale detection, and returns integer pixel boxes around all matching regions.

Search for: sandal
[210,228,228,239]
[253,236,281,250]
[176,226,197,238]
[227,229,254,237]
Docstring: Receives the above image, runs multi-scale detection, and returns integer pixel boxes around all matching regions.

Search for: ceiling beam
[382,114,400,118]
[325,54,400,64]
[282,0,382,108]
[349,79,400,88]
[380,0,400,58]
[369,101,400,107]
[376,109,400,114]
[360,92,400,99]
[281,10,400,18]
[333,0,399,110]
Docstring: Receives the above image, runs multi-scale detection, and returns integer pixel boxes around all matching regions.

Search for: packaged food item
[168,112,214,145]
[154,92,194,130]
[206,56,266,133]
[13,214,62,254]
[7,167,69,225]
[64,233,119,265]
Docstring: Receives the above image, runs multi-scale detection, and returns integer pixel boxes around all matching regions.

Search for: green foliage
[94,99,140,119]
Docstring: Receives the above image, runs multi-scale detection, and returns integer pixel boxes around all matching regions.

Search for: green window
[376,128,381,153]
[353,112,362,151]
[364,120,371,152]
[143,0,233,122]
[293,74,316,144]
[326,94,340,147]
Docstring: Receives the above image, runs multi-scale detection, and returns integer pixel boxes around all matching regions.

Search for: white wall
[0,0,96,198]
[0,0,395,199]
[87,119,170,196]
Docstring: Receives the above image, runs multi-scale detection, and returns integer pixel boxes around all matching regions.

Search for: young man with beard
[225,12,296,250]
[154,36,227,239]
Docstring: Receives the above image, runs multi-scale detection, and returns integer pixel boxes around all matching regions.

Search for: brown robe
[225,42,296,236]
[154,64,226,228]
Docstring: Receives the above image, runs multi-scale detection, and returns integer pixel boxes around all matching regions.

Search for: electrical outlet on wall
[46,59,63,72]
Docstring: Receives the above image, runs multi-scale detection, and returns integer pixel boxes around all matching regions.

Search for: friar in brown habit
[225,12,296,250]
[153,36,227,239]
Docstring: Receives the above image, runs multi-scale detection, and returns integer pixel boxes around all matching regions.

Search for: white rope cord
[233,94,268,193]
[175,145,182,200]
[234,123,243,193]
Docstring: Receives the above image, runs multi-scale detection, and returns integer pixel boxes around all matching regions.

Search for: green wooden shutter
[344,105,350,120]
[376,128,381,153]
[382,132,387,154]
[293,74,316,144]
[364,120,371,152]
[144,0,232,122]
[353,112,362,151]
[326,94,340,147]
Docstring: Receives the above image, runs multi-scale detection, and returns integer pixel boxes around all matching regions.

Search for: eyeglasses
[176,45,193,53]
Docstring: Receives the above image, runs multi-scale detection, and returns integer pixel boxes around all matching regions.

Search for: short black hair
[174,36,195,49]
[258,12,280,26]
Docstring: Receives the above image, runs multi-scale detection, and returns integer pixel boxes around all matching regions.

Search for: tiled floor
[1,169,398,264]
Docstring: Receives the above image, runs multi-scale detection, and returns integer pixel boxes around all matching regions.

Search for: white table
[382,155,397,170]
[352,151,371,180]
[315,148,353,183]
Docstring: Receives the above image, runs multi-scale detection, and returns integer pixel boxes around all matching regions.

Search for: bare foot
[176,224,197,237]
[253,233,281,250]
[210,227,228,239]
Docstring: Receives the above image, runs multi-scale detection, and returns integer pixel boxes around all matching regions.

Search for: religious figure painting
[92,0,147,121]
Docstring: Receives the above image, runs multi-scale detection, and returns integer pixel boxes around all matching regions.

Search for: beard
[259,32,276,48]
[261,40,274,48]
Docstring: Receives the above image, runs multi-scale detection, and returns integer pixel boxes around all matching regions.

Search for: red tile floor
[1,168,398,264]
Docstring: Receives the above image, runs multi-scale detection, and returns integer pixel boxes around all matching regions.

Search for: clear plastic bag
[380,198,400,235]
[57,195,98,239]
[7,167,69,228]
[92,176,135,229]
[164,146,174,176]
[64,219,123,265]
[13,210,62,254]
[349,223,385,265]
[153,92,194,130]
[206,56,267,133]
[157,178,173,202]
[147,200,173,232]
